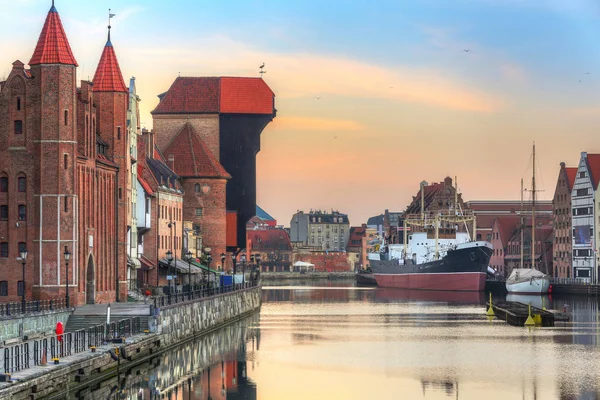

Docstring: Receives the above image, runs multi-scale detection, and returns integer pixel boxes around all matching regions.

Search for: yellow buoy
[542,297,546,311]
[524,304,535,326]
[486,292,495,317]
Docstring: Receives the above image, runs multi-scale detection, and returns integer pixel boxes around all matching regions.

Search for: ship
[355,268,377,285]
[369,180,493,292]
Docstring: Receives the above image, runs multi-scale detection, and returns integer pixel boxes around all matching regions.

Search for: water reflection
[56,283,600,399]
[60,314,260,399]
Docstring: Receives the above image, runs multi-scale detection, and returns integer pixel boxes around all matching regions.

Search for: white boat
[505,143,550,295]
[505,268,550,294]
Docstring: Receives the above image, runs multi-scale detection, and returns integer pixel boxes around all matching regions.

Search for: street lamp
[20,248,27,313]
[220,253,226,273]
[166,250,173,293]
[230,253,237,286]
[186,250,192,289]
[64,247,71,308]
[240,254,246,284]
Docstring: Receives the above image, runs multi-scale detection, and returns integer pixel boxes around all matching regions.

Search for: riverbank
[0,285,261,399]
[261,271,355,280]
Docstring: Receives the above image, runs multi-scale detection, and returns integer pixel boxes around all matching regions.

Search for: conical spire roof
[29,2,78,66]
[92,29,127,92]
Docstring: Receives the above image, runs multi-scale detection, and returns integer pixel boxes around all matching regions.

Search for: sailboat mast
[531,143,536,269]
[520,178,524,269]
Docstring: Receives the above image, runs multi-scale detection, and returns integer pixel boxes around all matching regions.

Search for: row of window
[0,177,26,193]
[159,235,181,251]
[574,249,592,257]
[0,281,24,296]
[0,242,27,258]
[0,205,27,221]
[573,207,593,216]
[12,112,71,136]
[160,205,182,221]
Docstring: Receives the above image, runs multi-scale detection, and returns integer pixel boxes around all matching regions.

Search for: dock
[486,301,555,327]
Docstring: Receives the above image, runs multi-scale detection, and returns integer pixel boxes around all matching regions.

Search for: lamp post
[64,247,71,308]
[220,253,226,273]
[20,248,27,313]
[186,250,192,290]
[166,250,173,293]
[231,253,237,287]
[250,254,255,283]
[240,254,246,284]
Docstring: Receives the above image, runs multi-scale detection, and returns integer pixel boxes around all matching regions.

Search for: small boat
[355,268,377,285]
[505,143,550,295]
[505,268,550,294]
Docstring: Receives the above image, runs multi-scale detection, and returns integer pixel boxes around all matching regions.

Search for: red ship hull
[373,272,486,292]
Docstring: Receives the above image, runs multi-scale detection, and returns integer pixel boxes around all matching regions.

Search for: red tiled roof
[226,211,238,248]
[137,165,154,196]
[220,77,274,114]
[586,154,600,190]
[247,229,292,251]
[152,77,275,115]
[163,122,231,179]
[92,40,127,92]
[29,5,78,66]
[565,167,577,191]
[153,77,220,114]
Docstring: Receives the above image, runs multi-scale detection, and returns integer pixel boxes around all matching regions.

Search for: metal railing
[2,316,142,374]
[0,298,68,318]
[486,276,596,286]
[153,280,258,308]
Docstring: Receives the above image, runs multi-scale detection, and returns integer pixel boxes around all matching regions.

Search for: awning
[139,255,155,270]
[127,256,142,269]
[189,259,220,274]
[159,258,203,274]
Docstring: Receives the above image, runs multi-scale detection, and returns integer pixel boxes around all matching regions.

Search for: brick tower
[27,2,79,302]
[92,25,129,301]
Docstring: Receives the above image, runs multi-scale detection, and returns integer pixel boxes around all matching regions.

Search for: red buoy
[548,284,553,294]
[56,321,64,342]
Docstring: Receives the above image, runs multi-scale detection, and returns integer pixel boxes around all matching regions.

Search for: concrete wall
[0,310,71,342]
[157,286,261,346]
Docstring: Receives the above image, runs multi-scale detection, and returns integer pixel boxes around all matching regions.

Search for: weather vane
[259,62,266,78]
[108,9,116,41]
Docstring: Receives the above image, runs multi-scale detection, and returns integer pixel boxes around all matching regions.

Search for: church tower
[92,22,129,301]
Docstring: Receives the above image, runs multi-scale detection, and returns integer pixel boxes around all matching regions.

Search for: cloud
[130,35,502,113]
[270,117,365,132]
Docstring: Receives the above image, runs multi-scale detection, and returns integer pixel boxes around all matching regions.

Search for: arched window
[194,183,200,193]
[16,97,21,111]
[17,176,26,192]
[0,177,7,193]
[64,110,68,126]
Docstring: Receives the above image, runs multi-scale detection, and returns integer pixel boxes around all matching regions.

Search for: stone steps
[65,315,150,333]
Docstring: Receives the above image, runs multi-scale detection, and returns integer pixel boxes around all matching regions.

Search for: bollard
[52,357,60,365]
[524,304,535,326]
[90,346,96,353]
[486,292,495,317]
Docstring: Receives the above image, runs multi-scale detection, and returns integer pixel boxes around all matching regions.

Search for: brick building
[552,162,577,278]
[505,221,554,275]
[489,216,521,277]
[0,4,129,304]
[246,228,292,272]
[136,131,184,287]
[467,200,552,243]
[151,76,276,266]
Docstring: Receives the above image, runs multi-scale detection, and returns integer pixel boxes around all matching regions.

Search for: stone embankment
[0,286,261,400]
[0,310,71,343]
[261,271,355,280]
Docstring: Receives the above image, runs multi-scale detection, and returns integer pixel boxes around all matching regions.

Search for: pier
[487,301,555,327]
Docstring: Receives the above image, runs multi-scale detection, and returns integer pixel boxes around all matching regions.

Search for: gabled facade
[127,78,142,281]
[489,216,520,277]
[0,3,126,304]
[571,152,600,282]
[553,162,577,278]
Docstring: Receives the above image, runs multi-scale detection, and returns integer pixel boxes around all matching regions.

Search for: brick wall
[293,252,351,272]
[153,114,220,161]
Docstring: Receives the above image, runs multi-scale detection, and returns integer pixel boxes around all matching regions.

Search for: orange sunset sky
[3,0,600,225]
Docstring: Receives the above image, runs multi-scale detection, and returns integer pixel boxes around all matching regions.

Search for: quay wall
[261,271,355,280]
[0,310,71,343]
[0,286,261,400]
[158,286,261,346]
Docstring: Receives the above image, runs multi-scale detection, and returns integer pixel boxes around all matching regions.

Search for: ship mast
[520,178,524,269]
[531,142,536,269]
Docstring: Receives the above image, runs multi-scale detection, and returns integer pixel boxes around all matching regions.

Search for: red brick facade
[553,162,576,278]
[0,6,126,304]
[293,252,351,272]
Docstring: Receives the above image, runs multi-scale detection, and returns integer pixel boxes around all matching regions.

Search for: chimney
[168,154,175,172]
[146,129,156,160]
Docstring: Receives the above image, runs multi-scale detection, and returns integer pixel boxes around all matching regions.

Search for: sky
[2,0,600,226]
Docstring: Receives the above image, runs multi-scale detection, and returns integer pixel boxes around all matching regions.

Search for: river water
[57,281,600,399]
